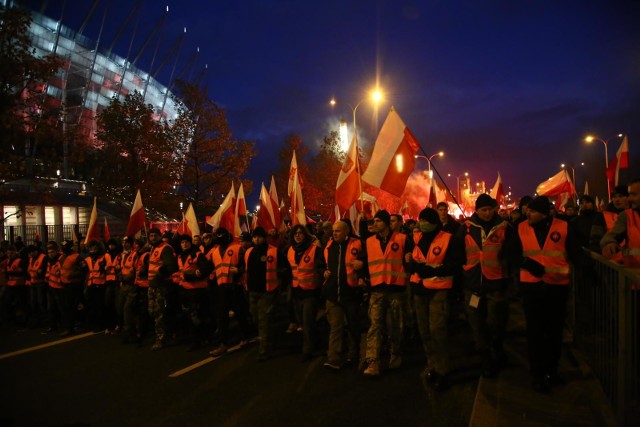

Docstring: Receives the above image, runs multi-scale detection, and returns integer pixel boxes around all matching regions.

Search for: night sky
[26,0,640,209]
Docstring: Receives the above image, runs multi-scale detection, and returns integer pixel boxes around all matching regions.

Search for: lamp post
[414,151,444,178]
[448,172,468,202]
[585,134,623,199]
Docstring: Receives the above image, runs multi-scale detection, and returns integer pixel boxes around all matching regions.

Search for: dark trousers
[180,287,210,343]
[29,283,48,327]
[216,284,250,345]
[49,286,74,332]
[521,282,569,377]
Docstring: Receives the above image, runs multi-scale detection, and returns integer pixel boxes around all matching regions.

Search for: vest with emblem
[324,237,362,287]
[28,253,47,286]
[366,232,408,287]
[410,231,453,289]
[624,209,640,268]
[120,251,138,285]
[135,251,149,287]
[212,243,241,285]
[85,255,107,286]
[287,245,320,290]
[148,242,175,285]
[47,257,63,289]
[518,218,570,285]
[245,245,280,291]
[177,252,208,289]
[6,257,26,286]
[104,252,122,282]
[59,253,82,285]
[463,220,507,280]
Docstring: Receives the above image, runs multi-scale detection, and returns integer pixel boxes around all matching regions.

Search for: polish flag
[489,173,505,206]
[290,167,306,226]
[208,183,236,232]
[234,183,247,237]
[104,217,111,242]
[335,135,361,211]
[257,183,277,231]
[330,204,341,222]
[176,212,189,235]
[536,170,574,197]
[288,150,303,196]
[84,197,100,244]
[184,203,200,237]
[361,107,420,197]
[606,136,629,188]
[125,190,146,237]
[269,176,282,229]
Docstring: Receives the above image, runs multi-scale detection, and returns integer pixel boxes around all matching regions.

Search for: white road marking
[0,332,98,361]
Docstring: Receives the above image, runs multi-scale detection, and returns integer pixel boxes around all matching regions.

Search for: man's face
[149,233,161,245]
[180,240,191,251]
[374,218,389,234]
[47,248,57,259]
[253,236,266,246]
[203,235,213,246]
[437,206,448,221]
[580,201,595,212]
[527,209,546,225]
[192,236,202,246]
[390,216,402,232]
[268,229,277,238]
[293,228,305,243]
[476,206,495,222]
[498,209,508,219]
[332,223,348,243]
[612,193,629,210]
[629,183,640,209]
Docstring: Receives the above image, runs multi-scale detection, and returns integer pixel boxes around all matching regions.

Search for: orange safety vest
[85,256,107,286]
[366,232,408,287]
[59,253,82,285]
[518,218,570,285]
[410,231,454,289]
[120,250,138,285]
[47,258,63,289]
[148,242,175,284]
[28,253,47,286]
[177,252,208,289]
[623,209,640,269]
[245,245,280,291]
[603,210,625,263]
[287,245,320,290]
[135,251,150,288]
[6,257,26,286]
[104,252,122,282]
[324,237,362,287]
[463,220,507,280]
[212,243,241,286]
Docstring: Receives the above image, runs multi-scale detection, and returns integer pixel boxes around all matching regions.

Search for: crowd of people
[1,177,638,394]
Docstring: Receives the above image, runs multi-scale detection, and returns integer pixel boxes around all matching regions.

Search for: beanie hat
[179,234,192,244]
[475,194,496,211]
[579,194,595,205]
[149,227,162,236]
[374,210,391,228]
[239,232,252,242]
[252,226,267,238]
[612,185,629,197]
[418,207,440,224]
[519,196,533,210]
[527,196,551,216]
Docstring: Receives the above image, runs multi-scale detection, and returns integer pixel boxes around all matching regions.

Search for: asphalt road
[0,304,480,427]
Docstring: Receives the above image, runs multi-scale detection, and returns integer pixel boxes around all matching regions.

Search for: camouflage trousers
[148,286,168,343]
[414,290,450,374]
[364,291,405,362]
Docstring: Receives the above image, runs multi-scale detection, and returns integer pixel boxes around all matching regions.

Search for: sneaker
[209,344,228,356]
[151,341,164,351]
[388,354,402,370]
[363,360,380,377]
[285,323,296,333]
[296,326,303,332]
[323,361,341,371]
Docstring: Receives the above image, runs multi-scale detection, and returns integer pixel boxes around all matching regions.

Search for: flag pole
[417,145,467,219]
[353,103,365,215]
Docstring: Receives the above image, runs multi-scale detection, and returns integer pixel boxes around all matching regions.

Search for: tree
[171,80,256,217]
[306,131,343,217]
[0,6,62,179]
[95,91,185,215]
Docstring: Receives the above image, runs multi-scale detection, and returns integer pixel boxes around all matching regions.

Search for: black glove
[521,257,545,278]
[417,263,437,279]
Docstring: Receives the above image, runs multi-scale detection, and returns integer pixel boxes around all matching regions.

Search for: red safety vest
[287,245,320,290]
[366,232,408,287]
[624,209,640,269]
[135,251,149,288]
[324,237,362,287]
[177,252,208,289]
[518,219,570,285]
[212,243,241,286]
[6,257,26,287]
[463,220,507,280]
[28,253,47,286]
[85,255,107,286]
[245,245,280,291]
[410,231,453,289]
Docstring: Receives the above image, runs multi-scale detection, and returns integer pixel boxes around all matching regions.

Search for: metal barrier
[2,224,125,245]
[574,250,640,425]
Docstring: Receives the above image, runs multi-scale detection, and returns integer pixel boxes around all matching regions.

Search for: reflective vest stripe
[245,246,280,291]
[85,256,106,286]
[518,218,570,285]
[7,258,26,286]
[287,245,319,290]
[212,243,241,285]
[28,253,47,285]
[366,232,408,287]
[410,231,453,289]
[177,252,208,289]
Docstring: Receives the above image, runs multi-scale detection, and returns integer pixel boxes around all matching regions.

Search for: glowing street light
[585,133,623,199]
[414,151,443,177]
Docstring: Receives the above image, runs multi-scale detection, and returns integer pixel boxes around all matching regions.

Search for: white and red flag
[207,183,236,232]
[235,183,247,236]
[489,172,505,206]
[536,170,574,197]
[257,183,278,231]
[290,166,307,226]
[269,176,282,229]
[288,150,303,196]
[361,107,420,197]
[607,135,629,188]
[84,197,100,244]
[104,217,111,242]
[335,134,361,211]
[125,190,146,237]
[179,202,200,237]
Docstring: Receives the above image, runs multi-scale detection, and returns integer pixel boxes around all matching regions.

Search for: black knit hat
[149,227,162,236]
[418,207,440,224]
[179,234,192,243]
[252,226,267,238]
[374,210,391,228]
[527,196,551,216]
[579,194,595,205]
[612,185,629,197]
[475,194,497,211]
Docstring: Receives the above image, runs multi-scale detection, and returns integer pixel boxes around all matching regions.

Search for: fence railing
[574,250,640,426]
[2,224,126,245]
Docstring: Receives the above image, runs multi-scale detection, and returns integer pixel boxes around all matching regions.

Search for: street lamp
[448,172,468,202]
[585,133,623,199]
[414,151,444,177]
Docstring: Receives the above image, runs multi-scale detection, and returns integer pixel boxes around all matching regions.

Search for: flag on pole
[269,176,282,229]
[584,181,589,196]
[288,150,303,196]
[290,166,307,226]
[257,183,277,231]
[125,190,146,237]
[207,183,236,232]
[536,170,574,197]
[183,203,200,237]
[489,172,505,206]
[330,204,341,223]
[335,134,361,211]
[234,183,247,237]
[606,135,629,188]
[104,217,111,242]
[84,197,99,244]
[428,177,437,208]
[361,107,420,197]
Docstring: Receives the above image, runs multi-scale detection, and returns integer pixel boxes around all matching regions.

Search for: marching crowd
[1,177,639,393]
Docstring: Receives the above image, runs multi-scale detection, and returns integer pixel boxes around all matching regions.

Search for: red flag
[207,183,236,232]
[607,136,629,188]
[269,176,282,229]
[536,170,574,197]
[361,107,420,197]
[104,217,111,242]
[489,172,505,206]
[257,183,277,231]
[125,190,146,237]
[335,134,361,211]
[176,213,189,235]
[84,197,99,244]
